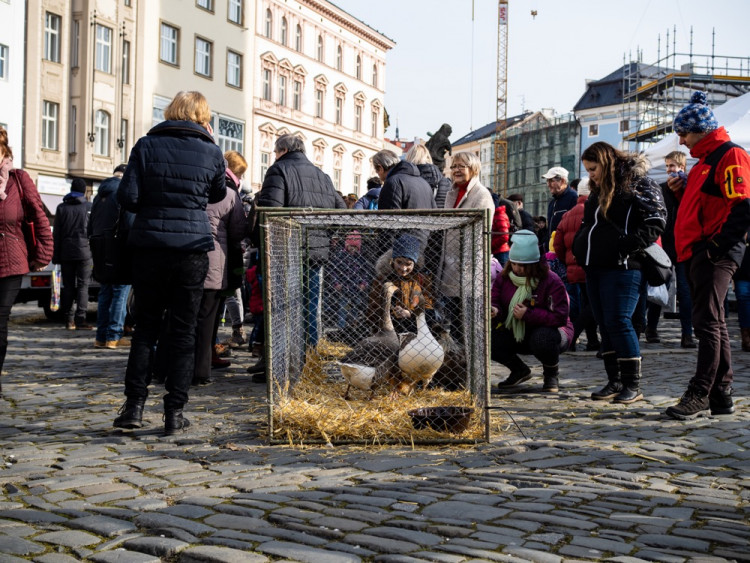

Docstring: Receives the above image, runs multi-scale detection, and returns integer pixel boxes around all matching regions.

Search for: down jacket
[204,188,246,290]
[117,120,226,252]
[416,163,451,209]
[53,192,92,263]
[553,195,587,284]
[0,169,53,277]
[572,155,666,270]
[379,160,436,210]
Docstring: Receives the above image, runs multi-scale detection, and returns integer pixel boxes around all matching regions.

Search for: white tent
[643,92,750,182]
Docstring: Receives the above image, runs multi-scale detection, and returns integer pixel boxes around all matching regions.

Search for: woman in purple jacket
[491,230,573,393]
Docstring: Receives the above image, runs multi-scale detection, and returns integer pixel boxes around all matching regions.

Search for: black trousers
[123,249,208,411]
[60,259,92,323]
[491,325,564,368]
[194,289,223,382]
[0,275,22,375]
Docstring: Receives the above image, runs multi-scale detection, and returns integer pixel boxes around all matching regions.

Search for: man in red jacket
[665,91,750,420]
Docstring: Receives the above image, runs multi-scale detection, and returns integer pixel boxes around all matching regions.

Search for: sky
[332,0,750,142]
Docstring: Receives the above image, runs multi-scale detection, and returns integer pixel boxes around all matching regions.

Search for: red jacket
[245,265,263,315]
[0,169,53,278]
[675,127,750,263]
[553,195,587,283]
[491,205,510,254]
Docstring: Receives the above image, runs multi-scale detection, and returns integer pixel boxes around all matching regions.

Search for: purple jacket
[491,270,573,342]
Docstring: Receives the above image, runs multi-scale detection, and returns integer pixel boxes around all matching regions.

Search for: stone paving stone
[86,548,168,562]
[315,516,372,533]
[257,540,359,562]
[68,515,137,537]
[0,534,47,556]
[635,533,710,551]
[409,552,469,563]
[33,529,102,549]
[343,532,422,554]
[503,546,562,563]
[507,511,598,531]
[133,513,216,536]
[0,509,68,524]
[34,554,82,563]
[120,536,189,558]
[160,504,215,519]
[421,501,509,522]
[364,526,443,546]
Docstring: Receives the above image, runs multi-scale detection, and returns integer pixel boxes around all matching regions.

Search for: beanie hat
[508,229,540,264]
[577,177,590,197]
[673,91,718,135]
[345,230,362,251]
[70,178,86,194]
[392,233,421,263]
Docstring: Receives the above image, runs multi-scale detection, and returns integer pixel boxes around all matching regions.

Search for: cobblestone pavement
[0,304,748,563]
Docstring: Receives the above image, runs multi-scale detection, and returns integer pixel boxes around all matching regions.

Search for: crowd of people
[0,89,747,433]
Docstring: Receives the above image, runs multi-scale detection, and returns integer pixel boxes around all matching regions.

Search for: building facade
[251,0,394,196]
[0,0,26,165]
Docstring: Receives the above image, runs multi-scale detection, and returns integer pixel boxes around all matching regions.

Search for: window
[588,123,599,137]
[197,0,213,11]
[315,89,323,118]
[228,0,242,25]
[353,174,360,192]
[265,9,272,39]
[372,64,378,88]
[295,24,302,52]
[335,97,342,125]
[42,101,59,150]
[371,109,378,136]
[260,151,270,181]
[125,0,131,6]
[119,119,128,162]
[278,75,287,106]
[216,116,244,152]
[44,12,61,62]
[95,24,112,73]
[227,50,241,87]
[95,110,110,156]
[160,23,179,65]
[280,17,287,45]
[0,44,7,80]
[152,94,170,126]
[317,35,323,62]
[69,105,77,153]
[293,80,301,110]
[355,55,361,80]
[195,37,212,77]
[263,69,272,100]
[122,40,130,84]
[333,169,341,190]
[354,104,362,132]
[336,45,342,71]
[71,20,80,68]
[619,119,630,132]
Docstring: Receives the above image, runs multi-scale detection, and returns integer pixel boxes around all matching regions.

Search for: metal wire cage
[259,209,491,445]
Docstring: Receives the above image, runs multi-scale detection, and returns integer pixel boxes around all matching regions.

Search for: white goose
[391,293,445,397]
[339,282,400,400]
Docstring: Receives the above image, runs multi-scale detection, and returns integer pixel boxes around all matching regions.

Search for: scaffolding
[623,27,750,151]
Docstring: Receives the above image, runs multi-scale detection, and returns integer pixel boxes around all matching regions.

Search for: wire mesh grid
[260,209,491,445]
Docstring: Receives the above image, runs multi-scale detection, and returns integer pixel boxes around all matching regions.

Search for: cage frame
[258,208,492,445]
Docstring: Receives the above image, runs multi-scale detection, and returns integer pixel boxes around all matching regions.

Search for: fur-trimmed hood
[374,248,426,278]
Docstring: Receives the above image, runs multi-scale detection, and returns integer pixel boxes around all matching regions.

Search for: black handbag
[638,243,672,287]
[91,208,133,285]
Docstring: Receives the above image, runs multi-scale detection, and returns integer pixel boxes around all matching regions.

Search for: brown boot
[742,328,750,352]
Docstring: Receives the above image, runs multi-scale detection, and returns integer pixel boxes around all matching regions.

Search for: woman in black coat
[113,91,226,436]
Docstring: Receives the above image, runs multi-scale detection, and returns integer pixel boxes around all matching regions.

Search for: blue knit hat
[673,91,718,135]
[509,229,540,264]
[392,233,421,263]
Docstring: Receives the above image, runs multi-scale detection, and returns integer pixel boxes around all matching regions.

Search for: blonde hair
[405,143,433,165]
[665,150,687,169]
[164,91,211,126]
[0,126,13,160]
[224,150,247,177]
[451,151,481,179]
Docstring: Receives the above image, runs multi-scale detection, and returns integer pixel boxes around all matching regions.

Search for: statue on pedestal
[425,123,453,172]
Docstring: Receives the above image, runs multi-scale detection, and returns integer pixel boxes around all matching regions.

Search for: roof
[452,112,534,146]
[573,62,664,111]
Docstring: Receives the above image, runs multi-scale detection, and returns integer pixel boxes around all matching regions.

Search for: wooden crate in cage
[259,209,491,445]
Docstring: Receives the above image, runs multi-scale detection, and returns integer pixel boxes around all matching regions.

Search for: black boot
[542,364,559,392]
[613,357,643,404]
[591,352,622,400]
[164,409,191,436]
[496,356,532,389]
[113,399,146,429]
[709,385,735,415]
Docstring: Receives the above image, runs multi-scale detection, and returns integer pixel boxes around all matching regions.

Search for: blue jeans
[96,283,131,343]
[586,267,642,358]
[735,279,750,329]
[566,282,582,323]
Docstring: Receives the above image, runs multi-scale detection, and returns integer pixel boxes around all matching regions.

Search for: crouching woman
[491,230,573,393]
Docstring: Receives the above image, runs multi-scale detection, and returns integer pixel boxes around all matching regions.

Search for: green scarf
[504,272,539,343]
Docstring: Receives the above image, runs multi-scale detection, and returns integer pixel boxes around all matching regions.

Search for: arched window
[94,110,110,156]
[336,45,342,71]
[295,24,302,52]
[317,35,323,62]
[356,55,361,80]
[372,64,378,88]
[280,17,287,45]
[264,9,272,39]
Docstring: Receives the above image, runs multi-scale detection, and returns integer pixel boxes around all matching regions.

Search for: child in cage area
[367,233,435,335]
[328,231,370,330]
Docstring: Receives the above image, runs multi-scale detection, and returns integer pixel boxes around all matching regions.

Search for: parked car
[15,264,99,319]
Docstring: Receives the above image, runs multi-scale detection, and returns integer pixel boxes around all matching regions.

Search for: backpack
[368,196,379,210]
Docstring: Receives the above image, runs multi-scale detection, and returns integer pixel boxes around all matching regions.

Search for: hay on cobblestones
[271,340,482,444]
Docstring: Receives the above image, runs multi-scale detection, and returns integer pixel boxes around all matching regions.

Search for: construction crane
[494,0,509,196]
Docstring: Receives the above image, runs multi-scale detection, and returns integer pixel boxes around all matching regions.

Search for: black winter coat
[118,120,226,252]
[256,151,346,210]
[379,161,436,210]
[53,192,92,263]
[416,163,450,209]
[88,176,134,238]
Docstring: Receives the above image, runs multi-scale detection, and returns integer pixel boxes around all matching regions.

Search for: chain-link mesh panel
[261,210,490,445]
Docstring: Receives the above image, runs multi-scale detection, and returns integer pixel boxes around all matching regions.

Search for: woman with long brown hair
[573,141,666,405]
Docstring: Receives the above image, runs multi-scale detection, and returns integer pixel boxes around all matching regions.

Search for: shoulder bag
[12,170,39,264]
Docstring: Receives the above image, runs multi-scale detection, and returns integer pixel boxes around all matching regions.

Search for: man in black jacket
[372,149,435,211]
[543,166,578,250]
[53,177,93,331]
[252,134,344,373]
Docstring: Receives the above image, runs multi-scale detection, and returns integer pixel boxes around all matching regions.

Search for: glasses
[450,164,468,170]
